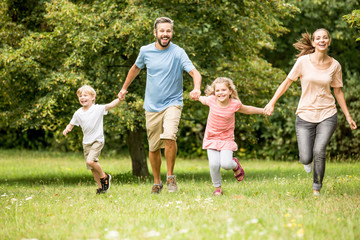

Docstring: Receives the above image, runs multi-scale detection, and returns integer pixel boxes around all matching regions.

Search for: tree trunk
[127,127,149,177]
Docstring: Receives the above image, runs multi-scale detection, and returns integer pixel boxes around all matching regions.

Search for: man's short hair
[154,17,174,31]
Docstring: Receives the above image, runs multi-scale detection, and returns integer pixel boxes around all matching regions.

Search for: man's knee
[165,139,176,146]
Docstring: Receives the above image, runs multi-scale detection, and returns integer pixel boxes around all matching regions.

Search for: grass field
[0,149,359,240]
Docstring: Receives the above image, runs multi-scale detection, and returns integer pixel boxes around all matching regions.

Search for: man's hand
[190,89,201,100]
[118,89,128,101]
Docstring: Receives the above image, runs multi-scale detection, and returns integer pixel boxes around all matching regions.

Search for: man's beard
[157,36,171,48]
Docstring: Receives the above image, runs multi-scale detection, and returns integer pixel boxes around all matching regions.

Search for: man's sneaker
[304,164,312,173]
[101,173,112,192]
[166,176,178,193]
[151,182,163,194]
[96,188,105,194]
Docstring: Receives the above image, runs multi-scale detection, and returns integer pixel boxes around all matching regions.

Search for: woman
[264,28,357,195]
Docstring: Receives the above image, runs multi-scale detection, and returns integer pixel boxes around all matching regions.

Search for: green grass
[0,149,359,240]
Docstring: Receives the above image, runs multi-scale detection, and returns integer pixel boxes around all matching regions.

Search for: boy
[63,85,120,194]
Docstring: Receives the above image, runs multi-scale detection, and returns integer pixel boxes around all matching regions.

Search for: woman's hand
[264,102,275,116]
[347,117,357,130]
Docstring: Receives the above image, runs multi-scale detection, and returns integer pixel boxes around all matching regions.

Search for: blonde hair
[293,28,331,58]
[76,85,96,103]
[205,77,239,100]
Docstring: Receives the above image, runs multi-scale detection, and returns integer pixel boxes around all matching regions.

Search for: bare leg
[87,161,106,188]
[149,149,162,184]
[91,169,102,188]
[165,139,177,176]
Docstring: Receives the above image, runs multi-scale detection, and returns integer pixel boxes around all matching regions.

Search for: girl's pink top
[202,95,242,151]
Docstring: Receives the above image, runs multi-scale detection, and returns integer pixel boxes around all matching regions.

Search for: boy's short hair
[77,85,96,101]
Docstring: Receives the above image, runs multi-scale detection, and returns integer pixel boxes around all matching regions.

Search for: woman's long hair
[293,28,330,58]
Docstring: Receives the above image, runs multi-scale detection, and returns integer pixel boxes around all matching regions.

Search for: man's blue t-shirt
[135,42,195,112]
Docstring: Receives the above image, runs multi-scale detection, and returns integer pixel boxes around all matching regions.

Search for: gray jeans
[295,114,337,190]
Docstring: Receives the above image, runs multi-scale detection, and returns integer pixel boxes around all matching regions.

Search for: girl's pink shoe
[233,157,245,181]
[213,189,223,196]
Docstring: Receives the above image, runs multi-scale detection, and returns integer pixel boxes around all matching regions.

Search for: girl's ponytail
[293,31,314,58]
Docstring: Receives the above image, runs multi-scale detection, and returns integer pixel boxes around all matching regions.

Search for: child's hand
[190,89,201,101]
[63,128,69,136]
[118,89,128,101]
[264,103,275,116]
[63,124,73,136]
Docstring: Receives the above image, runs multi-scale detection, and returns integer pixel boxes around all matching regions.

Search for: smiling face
[154,22,173,49]
[312,29,331,52]
[77,91,95,109]
[214,83,232,105]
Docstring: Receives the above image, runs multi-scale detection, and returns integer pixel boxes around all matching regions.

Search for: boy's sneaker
[96,188,105,194]
[101,173,112,192]
[151,182,163,194]
[304,164,312,173]
[166,176,178,192]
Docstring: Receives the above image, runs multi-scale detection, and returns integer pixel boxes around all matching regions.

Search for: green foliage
[0,0,299,156]
[328,71,360,158]
[343,9,360,41]
[260,0,360,159]
[263,0,360,73]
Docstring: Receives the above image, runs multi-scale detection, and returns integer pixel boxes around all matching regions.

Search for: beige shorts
[83,141,104,170]
[145,105,182,152]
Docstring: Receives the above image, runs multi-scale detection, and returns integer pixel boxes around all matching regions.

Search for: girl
[198,77,264,196]
[264,29,357,195]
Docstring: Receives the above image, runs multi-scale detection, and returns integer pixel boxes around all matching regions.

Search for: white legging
[207,149,237,187]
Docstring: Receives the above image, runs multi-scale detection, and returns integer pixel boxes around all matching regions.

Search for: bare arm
[333,87,357,130]
[238,105,264,115]
[264,78,294,116]
[198,96,207,105]
[105,98,121,111]
[63,123,74,136]
[118,64,141,100]
[188,68,202,100]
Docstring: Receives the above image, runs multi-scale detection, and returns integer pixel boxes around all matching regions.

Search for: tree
[1,0,299,169]
[343,9,360,41]
[260,0,360,159]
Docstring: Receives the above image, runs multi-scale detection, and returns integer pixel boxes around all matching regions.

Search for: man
[118,17,202,194]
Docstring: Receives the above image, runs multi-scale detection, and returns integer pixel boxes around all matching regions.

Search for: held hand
[264,103,275,116]
[118,89,128,101]
[190,89,201,101]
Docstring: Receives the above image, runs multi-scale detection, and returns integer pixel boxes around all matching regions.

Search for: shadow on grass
[1,168,306,186]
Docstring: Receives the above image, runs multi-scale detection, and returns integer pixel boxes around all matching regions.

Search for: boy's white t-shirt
[70,104,108,144]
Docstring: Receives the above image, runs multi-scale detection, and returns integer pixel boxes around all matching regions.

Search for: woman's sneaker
[313,190,320,196]
[304,164,312,173]
[151,182,163,194]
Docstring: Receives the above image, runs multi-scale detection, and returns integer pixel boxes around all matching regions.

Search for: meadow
[0,149,359,240]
